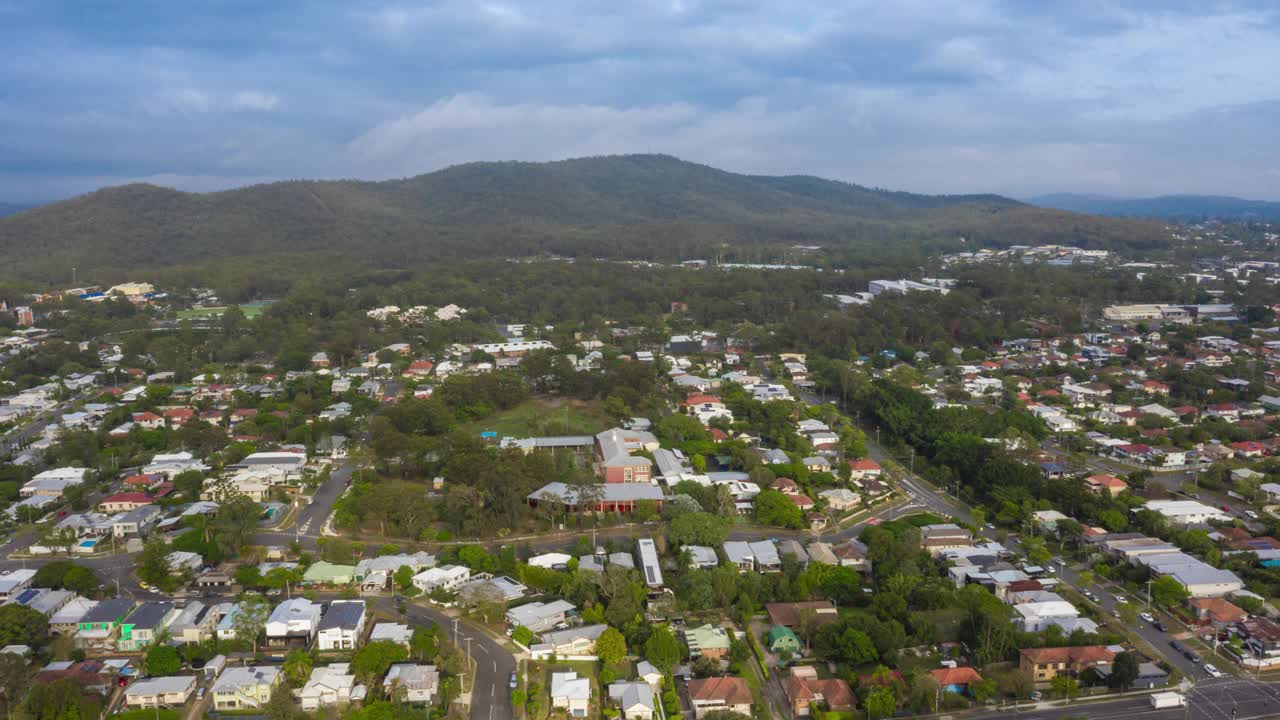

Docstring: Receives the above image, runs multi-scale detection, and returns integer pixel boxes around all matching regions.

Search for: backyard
[463,398,614,438]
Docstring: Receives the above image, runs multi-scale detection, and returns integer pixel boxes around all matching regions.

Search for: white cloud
[232,91,281,112]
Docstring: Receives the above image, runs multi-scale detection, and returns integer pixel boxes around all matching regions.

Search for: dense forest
[0,154,1168,281]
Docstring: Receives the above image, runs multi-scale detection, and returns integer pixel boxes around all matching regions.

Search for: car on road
[1112,609,1122,619]
[1246,510,1259,520]
[1114,595,1129,603]
[1152,620,1166,632]
[509,673,518,689]
[1203,663,1222,678]
[1185,650,1200,663]
[1140,612,1155,623]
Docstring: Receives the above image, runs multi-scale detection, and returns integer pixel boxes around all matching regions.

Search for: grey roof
[114,504,162,525]
[81,597,137,624]
[127,675,196,697]
[609,681,655,711]
[685,546,719,567]
[123,602,174,631]
[318,601,366,631]
[539,623,608,647]
[528,481,663,504]
[723,541,753,565]
[748,540,780,566]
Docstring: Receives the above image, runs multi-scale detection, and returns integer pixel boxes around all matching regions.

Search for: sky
[2,0,1279,203]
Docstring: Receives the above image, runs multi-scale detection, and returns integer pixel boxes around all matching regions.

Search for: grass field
[176,301,273,320]
[465,399,613,438]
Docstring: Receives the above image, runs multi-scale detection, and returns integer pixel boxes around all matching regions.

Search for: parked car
[1170,640,1183,652]
[1204,663,1223,678]
[509,673,518,689]
[1140,612,1155,623]
[1153,620,1166,632]
[1185,650,1200,663]
[1246,510,1259,520]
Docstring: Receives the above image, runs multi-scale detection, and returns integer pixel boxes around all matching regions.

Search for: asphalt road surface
[252,463,354,550]
[375,598,515,720]
[970,676,1280,720]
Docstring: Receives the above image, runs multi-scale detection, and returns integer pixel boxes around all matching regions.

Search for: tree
[866,686,896,719]
[394,565,415,591]
[234,594,273,652]
[144,644,181,676]
[283,650,314,687]
[972,678,998,703]
[511,626,536,647]
[644,625,681,675]
[0,604,48,647]
[1050,675,1080,701]
[753,488,803,528]
[667,512,729,547]
[1150,575,1190,608]
[409,625,438,662]
[1109,651,1140,690]
[16,677,99,720]
[265,682,305,720]
[135,539,173,589]
[352,640,409,682]
[597,626,627,665]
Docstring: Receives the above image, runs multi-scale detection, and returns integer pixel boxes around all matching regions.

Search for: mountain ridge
[1029,192,1280,221]
[0,154,1167,280]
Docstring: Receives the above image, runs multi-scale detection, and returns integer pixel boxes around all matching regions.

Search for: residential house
[1189,598,1248,627]
[686,677,753,719]
[265,598,323,649]
[303,561,356,586]
[167,602,217,644]
[930,667,984,695]
[125,676,197,708]
[117,602,176,652]
[384,664,439,704]
[0,569,36,601]
[609,681,656,720]
[684,624,731,659]
[506,600,575,634]
[212,666,282,710]
[368,623,413,649]
[532,624,609,658]
[411,565,470,594]
[111,505,163,539]
[299,664,360,711]
[98,492,152,513]
[1019,646,1116,682]
[316,601,367,651]
[595,428,657,483]
[551,671,592,717]
[818,488,859,511]
[766,601,838,630]
[1085,474,1127,497]
[920,524,974,556]
[783,666,855,718]
[768,625,802,654]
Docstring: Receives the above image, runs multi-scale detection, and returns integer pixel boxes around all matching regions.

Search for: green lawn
[175,301,272,320]
[114,710,182,720]
[465,399,613,438]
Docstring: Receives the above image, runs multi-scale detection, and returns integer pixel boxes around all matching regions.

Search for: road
[1045,547,1204,679]
[0,391,90,457]
[969,676,1280,720]
[251,463,354,550]
[374,597,515,720]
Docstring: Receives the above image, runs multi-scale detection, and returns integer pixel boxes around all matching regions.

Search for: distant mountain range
[0,202,34,217]
[1028,193,1280,222]
[0,154,1166,280]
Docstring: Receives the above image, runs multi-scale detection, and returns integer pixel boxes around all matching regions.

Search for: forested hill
[0,154,1166,280]
[0,202,34,217]
[1030,193,1280,222]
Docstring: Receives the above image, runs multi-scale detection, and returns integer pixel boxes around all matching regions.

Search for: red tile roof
[686,677,752,706]
[930,667,983,686]
[1020,646,1115,665]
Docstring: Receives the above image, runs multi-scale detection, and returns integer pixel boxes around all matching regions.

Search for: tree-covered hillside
[0,155,1167,281]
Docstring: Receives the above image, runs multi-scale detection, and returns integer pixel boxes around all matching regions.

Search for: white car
[1246,510,1259,520]
[1115,596,1129,604]
[1203,663,1223,678]
[1140,612,1155,623]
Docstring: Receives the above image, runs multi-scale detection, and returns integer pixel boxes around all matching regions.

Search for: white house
[125,676,197,708]
[383,664,439,704]
[506,600,575,633]
[609,681,656,720]
[411,565,470,594]
[265,598,322,648]
[316,601,366,651]
[551,671,591,717]
[299,664,360,711]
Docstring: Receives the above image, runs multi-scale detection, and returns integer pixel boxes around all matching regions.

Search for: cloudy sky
[2,0,1279,203]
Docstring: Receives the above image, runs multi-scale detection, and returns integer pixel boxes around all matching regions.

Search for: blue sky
[2,0,1278,202]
